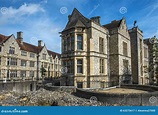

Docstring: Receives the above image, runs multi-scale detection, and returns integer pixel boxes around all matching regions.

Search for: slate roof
[103,19,122,29]
[64,8,89,31]
[0,34,10,44]
[0,34,61,59]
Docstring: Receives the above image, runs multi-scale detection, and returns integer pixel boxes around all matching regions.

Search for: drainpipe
[107,33,110,87]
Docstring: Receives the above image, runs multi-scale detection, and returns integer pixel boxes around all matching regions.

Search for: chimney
[38,40,42,47]
[17,31,23,44]
[68,15,71,20]
[91,16,100,24]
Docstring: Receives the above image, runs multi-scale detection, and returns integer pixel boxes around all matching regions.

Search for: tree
[40,66,46,78]
[149,36,158,85]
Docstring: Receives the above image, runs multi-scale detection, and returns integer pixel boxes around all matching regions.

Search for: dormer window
[42,54,46,60]
[9,47,15,54]
[21,51,27,56]
[30,53,35,58]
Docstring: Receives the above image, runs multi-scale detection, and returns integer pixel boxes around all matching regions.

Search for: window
[123,59,129,74]
[99,37,104,53]
[44,63,47,68]
[21,71,26,77]
[10,70,17,78]
[65,60,74,73]
[21,60,27,66]
[52,64,54,69]
[100,59,104,73]
[67,37,71,51]
[71,36,74,50]
[50,57,52,62]
[77,59,83,73]
[21,51,27,56]
[0,47,1,52]
[7,58,17,66]
[0,57,1,65]
[30,53,35,58]
[9,47,15,54]
[123,42,128,56]
[30,61,35,67]
[30,71,34,77]
[77,35,83,50]
[144,47,148,58]
[63,39,67,52]
[42,54,46,60]
[55,64,58,70]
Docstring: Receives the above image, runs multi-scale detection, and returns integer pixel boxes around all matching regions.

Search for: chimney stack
[17,31,23,44]
[38,40,42,47]
[91,16,100,24]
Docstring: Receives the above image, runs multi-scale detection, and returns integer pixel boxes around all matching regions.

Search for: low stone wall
[0,81,37,93]
[76,85,158,106]
[120,84,158,91]
[44,85,76,93]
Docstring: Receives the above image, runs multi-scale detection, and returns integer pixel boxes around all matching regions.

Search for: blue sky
[0,0,158,53]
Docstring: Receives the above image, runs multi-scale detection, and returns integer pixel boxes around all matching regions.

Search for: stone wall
[44,85,76,93]
[0,81,36,93]
[76,85,158,106]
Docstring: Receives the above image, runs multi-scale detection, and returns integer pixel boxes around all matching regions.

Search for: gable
[64,8,89,31]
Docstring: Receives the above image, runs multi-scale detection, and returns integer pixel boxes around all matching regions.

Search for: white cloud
[0,3,45,22]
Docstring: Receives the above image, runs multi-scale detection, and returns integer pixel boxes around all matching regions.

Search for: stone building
[60,8,132,88]
[103,18,132,85]
[0,32,61,82]
[129,27,149,85]
[60,8,109,88]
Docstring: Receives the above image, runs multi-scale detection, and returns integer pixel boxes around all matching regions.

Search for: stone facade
[129,27,149,85]
[61,9,109,88]
[0,32,61,82]
[61,8,151,88]
[104,18,132,85]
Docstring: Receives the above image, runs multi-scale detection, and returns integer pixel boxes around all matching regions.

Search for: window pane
[77,35,83,50]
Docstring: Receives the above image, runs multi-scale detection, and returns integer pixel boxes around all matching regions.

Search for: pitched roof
[0,34,10,44]
[16,39,43,53]
[47,50,61,59]
[64,8,89,31]
[103,19,122,30]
